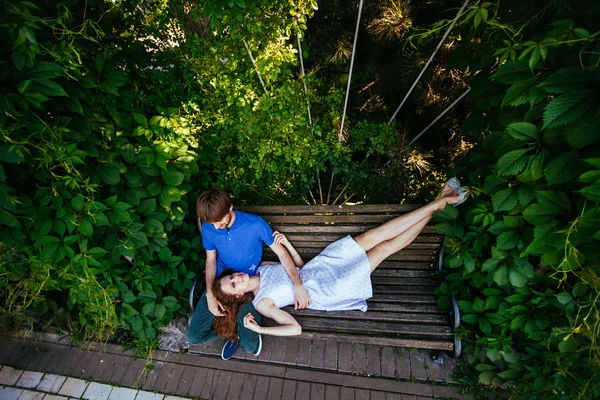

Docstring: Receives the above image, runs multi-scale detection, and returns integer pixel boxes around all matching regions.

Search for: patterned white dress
[252,236,373,312]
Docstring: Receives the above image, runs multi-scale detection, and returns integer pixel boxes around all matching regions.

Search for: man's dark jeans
[186,291,262,352]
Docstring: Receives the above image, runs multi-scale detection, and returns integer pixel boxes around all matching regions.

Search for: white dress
[252,236,373,312]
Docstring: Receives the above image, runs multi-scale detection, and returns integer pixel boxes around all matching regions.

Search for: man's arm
[269,242,311,309]
[204,249,225,316]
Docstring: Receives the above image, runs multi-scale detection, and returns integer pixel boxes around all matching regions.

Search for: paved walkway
[0,330,471,399]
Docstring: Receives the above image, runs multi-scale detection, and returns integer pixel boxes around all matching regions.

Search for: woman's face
[220,272,250,297]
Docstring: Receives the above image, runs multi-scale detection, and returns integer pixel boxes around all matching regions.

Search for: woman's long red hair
[211,269,252,341]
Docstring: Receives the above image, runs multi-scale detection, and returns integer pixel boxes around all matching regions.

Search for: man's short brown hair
[196,188,232,223]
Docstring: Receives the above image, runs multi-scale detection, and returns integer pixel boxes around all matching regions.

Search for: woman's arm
[243,299,302,336]
[273,231,305,267]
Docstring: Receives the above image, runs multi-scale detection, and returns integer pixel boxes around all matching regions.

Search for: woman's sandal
[444,177,469,207]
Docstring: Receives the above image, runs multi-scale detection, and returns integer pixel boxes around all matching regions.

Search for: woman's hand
[272,231,289,246]
[243,312,262,333]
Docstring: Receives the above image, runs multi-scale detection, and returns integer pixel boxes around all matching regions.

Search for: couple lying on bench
[187,182,466,360]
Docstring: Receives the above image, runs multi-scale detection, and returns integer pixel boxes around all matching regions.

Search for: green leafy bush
[430,1,600,398]
[0,0,206,346]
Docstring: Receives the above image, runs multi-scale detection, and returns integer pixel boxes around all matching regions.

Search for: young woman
[211,181,466,340]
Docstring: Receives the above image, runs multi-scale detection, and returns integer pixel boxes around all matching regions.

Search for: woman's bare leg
[366,216,431,271]
[354,193,459,253]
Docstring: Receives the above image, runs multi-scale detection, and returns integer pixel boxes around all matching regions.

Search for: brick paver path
[0,330,471,399]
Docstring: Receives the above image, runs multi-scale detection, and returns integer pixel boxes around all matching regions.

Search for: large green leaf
[496,230,519,250]
[564,117,600,149]
[542,90,595,129]
[501,76,539,107]
[33,78,68,97]
[509,268,528,287]
[506,122,538,141]
[544,151,578,185]
[99,164,121,185]
[538,67,597,94]
[497,149,530,176]
[537,190,571,213]
[30,61,63,78]
[0,146,24,163]
[577,181,600,202]
[491,61,532,85]
[492,187,518,212]
[162,170,185,186]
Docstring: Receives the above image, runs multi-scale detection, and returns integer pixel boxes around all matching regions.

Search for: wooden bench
[232,204,455,352]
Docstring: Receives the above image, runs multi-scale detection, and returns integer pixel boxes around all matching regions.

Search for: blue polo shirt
[201,209,274,276]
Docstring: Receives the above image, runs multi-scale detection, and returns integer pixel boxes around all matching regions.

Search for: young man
[186,188,311,360]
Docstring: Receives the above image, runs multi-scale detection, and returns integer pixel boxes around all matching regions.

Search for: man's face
[212,208,233,230]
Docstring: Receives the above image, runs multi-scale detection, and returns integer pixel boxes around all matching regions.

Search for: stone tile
[102,356,134,385]
[355,388,370,400]
[135,390,164,400]
[385,393,402,400]
[147,361,172,392]
[282,337,300,365]
[16,389,45,399]
[256,335,273,362]
[370,391,386,400]
[323,341,338,371]
[281,380,296,400]
[173,365,195,397]
[296,339,311,367]
[337,342,352,373]
[186,367,208,398]
[295,381,311,400]
[266,376,283,400]
[57,377,89,398]
[339,386,354,400]
[309,340,325,369]
[212,369,232,400]
[43,395,72,400]
[197,368,216,400]
[0,386,24,400]
[164,396,190,400]
[310,383,326,400]
[107,386,138,400]
[0,365,23,385]
[268,336,287,364]
[253,376,270,400]
[409,351,427,380]
[36,373,67,393]
[164,363,187,394]
[82,382,113,400]
[324,385,339,400]
[424,354,443,382]
[366,345,381,376]
[394,348,411,379]
[238,372,256,400]
[351,344,367,374]
[16,370,45,388]
[120,358,147,388]
[381,346,396,378]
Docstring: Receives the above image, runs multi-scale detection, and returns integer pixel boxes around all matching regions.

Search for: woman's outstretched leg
[365,215,432,271]
[354,191,460,253]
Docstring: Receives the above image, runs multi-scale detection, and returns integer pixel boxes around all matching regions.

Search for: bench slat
[368,294,437,304]
[271,225,438,234]
[238,204,422,214]
[283,234,443,244]
[296,332,454,350]
[366,302,445,314]
[283,308,448,324]
[271,316,452,336]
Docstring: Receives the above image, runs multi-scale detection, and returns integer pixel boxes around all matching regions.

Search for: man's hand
[294,284,311,310]
[206,292,226,317]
